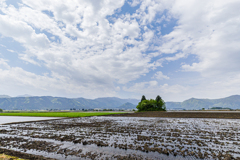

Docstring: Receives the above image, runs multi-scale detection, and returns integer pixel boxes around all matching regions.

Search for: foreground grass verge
[0,148,55,160]
[0,112,125,117]
[0,153,25,160]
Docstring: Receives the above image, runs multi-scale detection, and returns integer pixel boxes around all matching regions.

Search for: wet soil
[110,111,240,119]
[1,116,240,159]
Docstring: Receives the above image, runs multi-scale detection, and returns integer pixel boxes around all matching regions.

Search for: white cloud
[0,44,6,47]
[0,58,10,69]
[152,71,169,80]
[123,81,187,101]
[146,0,240,101]
[7,49,14,53]
[0,59,117,98]
[0,14,50,49]
[0,0,240,101]
[136,0,176,26]
[113,19,140,39]
[164,52,187,61]
[0,0,156,98]
[159,0,240,77]
[128,0,141,7]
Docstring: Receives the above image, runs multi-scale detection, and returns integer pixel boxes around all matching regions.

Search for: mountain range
[0,95,240,110]
[166,95,240,110]
[0,96,139,110]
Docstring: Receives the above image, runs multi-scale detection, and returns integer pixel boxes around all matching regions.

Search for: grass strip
[0,153,25,160]
[0,148,55,160]
[0,112,125,117]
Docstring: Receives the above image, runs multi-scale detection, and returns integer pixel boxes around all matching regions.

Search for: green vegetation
[0,112,123,117]
[141,95,146,102]
[103,109,113,111]
[0,153,25,160]
[136,95,166,111]
[0,108,2,112]
[210,107,232,110]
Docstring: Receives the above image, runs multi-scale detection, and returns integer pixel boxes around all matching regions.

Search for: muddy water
[0,117,240,159]
[0,116,63,124]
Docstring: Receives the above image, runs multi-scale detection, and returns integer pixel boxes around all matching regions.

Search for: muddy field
[1,115,240,159]
[110,111,240,119]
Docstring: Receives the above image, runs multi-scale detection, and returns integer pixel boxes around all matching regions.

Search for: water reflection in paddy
[0,116,63,124]
[0,117,240,159]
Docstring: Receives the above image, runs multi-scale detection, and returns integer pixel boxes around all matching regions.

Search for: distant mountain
[166,95,240,110]
[1,95,239,110]
[0,96,139,110]
[117,102,136,110]
[0,95,11,98]
[165,102,181,109]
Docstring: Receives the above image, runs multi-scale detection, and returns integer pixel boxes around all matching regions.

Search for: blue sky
[0,0,240,101]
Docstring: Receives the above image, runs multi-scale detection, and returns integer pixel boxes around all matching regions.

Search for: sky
[0,0,240,102]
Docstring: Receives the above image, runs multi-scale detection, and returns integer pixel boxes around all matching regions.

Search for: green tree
[0,108,3,112]
[141,95,146,102]
[136,96,166,112]
[155,95,161,102]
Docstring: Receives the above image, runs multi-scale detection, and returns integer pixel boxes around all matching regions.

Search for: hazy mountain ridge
[0,95,239,110]
[166,95,240,110]
[0,96,139,110]
[0,95,11,98]
[117,102,136,110]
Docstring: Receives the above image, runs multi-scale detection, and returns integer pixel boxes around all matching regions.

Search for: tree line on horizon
[136,95,166,111]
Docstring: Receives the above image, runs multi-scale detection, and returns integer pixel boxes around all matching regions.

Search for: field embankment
[110,111,240,119]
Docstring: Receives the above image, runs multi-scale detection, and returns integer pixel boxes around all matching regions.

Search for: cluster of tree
[136,95,166,111]
[103,109,113,111]
[0,108,3,112]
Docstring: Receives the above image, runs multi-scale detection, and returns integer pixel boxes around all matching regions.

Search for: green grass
[0,112,125,117]
[0,153,25,160]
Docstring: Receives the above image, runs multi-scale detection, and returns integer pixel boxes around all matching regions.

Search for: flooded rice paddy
[0,116,63,125]
[0,117,240,160]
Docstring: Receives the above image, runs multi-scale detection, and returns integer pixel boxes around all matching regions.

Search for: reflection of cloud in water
[1,117,240,159]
